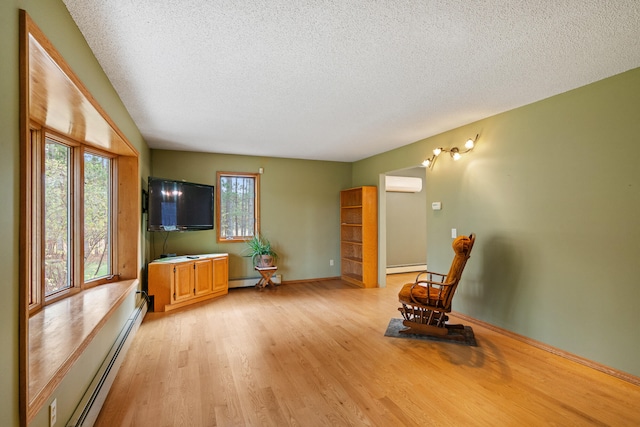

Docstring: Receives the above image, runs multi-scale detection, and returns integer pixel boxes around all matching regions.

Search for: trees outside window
[44,139,71,296]
[33,135,114,311]
[216,172,260,242]
[84,152,111,281]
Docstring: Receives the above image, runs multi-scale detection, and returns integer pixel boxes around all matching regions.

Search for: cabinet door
[173,262,194,302]
[212,257,228,293]
[194,259,213,296]
[148,262,172,312]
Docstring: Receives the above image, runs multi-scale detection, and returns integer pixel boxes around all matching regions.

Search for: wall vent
[385,176,423,193]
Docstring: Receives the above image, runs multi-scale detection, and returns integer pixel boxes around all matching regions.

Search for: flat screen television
[147,177,214,231]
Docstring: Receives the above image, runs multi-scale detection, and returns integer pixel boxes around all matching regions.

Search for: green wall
[1,1,150,425]
[1,2,638,425]
[150,150,352,281]
[354,67,640,377]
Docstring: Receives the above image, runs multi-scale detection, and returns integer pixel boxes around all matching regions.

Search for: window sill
[28,279,139,412]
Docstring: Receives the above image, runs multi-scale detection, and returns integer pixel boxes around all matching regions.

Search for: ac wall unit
[385,176,423,193]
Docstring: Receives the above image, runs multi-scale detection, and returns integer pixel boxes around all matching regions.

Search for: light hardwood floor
[96,274,640,426]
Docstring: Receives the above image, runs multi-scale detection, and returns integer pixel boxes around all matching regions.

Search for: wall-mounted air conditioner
[385,176,423,193]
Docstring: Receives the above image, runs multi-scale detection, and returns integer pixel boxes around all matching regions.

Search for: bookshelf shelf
[340,186,378,288]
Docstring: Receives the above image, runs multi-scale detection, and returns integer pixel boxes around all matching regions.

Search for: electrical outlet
[329,259,334,266]
[451,228,457,238]
[50,398,57,426]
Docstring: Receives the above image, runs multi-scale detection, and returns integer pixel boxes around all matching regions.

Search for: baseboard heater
[386,264,427,274]
[229,274,282,288]
[67,294,148,427]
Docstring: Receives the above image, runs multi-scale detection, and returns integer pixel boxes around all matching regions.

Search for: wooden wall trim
[19,10,141,425]
[282,276,342,285]
[452,311,640,387]
[24,11,138,157]
[18,10,30,427]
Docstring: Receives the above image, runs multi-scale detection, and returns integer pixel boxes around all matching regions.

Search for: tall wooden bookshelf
[340,186,378,288]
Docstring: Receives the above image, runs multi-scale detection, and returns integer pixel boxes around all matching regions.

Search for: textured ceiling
[62,1,640,162]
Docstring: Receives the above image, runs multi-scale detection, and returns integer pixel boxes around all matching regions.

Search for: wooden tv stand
[148,253,228,312]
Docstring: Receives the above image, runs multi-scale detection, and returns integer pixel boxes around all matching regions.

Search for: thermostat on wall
[432,202,442,210]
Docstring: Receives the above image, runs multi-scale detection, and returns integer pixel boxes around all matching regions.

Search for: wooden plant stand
[255,266,278,289]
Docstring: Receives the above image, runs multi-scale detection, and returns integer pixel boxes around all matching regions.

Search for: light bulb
[433,148,442,156]
[422,159,431,167]
[465,139,475,149]
[452,152,461,161]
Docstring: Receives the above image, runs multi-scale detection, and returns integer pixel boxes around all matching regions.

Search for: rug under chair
[384,318,477,346]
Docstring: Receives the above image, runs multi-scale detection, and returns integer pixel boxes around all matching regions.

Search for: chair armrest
[407,279,455,306]
[415,270,447,283]
[413,279,455,289]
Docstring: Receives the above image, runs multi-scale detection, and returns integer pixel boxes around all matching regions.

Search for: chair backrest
[441,233,475,308]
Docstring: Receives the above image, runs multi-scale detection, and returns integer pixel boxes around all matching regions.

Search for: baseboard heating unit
[66,294,148,427]
[386,264,427,274]
[229,274,281,288]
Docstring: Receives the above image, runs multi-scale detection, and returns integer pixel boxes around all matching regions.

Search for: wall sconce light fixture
[422,134,478,169]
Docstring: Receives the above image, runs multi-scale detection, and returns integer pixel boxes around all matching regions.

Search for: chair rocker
[398,233,475,339]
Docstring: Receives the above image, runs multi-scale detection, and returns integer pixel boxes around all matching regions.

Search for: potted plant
[244,234,279,267]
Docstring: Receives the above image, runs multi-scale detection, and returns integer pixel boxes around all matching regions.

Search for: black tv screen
[147,177,214,231]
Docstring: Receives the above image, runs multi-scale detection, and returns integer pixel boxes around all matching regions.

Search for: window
[30,133,115,312]
[216,172,260,242]
[83,152,112,281]
[21,12,141,421]
[44,139,72,296]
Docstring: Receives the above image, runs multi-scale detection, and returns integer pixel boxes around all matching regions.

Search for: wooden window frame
[19,11,140,425]
[216,171,260,243]
[81,146,117,289]
[39,132,80,308]
[28,131,118,313]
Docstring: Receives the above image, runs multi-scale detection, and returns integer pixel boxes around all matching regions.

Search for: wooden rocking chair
[398,233,475,338]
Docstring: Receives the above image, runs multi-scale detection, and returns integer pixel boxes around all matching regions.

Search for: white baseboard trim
[386,264,427,274]
[67,296,147,426]
[229,278,257,288]
[229,274,282,288]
